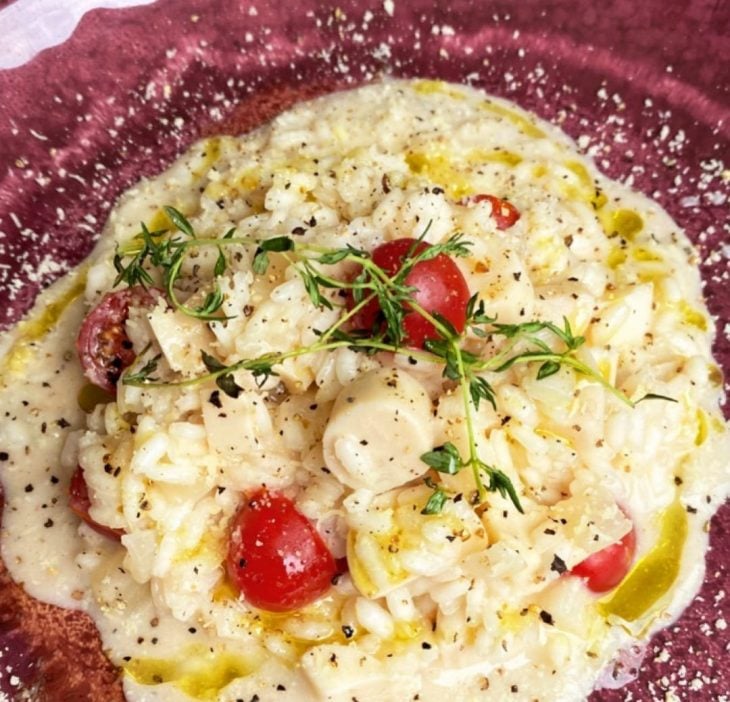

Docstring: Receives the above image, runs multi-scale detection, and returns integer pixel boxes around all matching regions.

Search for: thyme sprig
[113,207,237,321]
[116,207,667,516]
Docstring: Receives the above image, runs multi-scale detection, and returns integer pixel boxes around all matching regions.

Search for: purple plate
[1,0,728,699]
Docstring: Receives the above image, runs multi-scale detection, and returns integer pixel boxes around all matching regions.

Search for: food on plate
[0,78,728,701]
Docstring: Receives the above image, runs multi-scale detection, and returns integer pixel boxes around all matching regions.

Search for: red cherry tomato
[461,194,520,230]
[571,527,636,593]
[349,238,470,349]
[76,287,158,394]
[68,466,124,540]
[226,490,337,612]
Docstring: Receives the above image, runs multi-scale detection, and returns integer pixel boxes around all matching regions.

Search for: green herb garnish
[116,208,669,516]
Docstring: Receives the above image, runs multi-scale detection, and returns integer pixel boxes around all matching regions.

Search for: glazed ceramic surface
[0,1,728,699]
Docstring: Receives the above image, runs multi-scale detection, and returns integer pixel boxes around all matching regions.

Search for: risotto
[0,79,728,702]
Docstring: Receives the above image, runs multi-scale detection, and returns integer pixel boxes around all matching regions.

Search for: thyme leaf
[253,236,296,274]
[201,350,227,373]
[486,466,523,513]
[260,236,296,253]
[124,353,162,384]
[201,351,243,398]
[252,249,270,275]
[421,443,463,475]
[245,356,279,387]
[465,294,495,327]
[214,248,227,277]
[298,262,335,309]
[636,392,678,403]
[163,206,195,238]
[421,476,449,515]
[421,489,448,515]
[216,374,243,399]
[314,244,368,265]
[197,287,226,317]
[469,375,497,411]
[536,359,561,380]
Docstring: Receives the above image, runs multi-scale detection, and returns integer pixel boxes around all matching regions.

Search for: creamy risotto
[1,79,728,702]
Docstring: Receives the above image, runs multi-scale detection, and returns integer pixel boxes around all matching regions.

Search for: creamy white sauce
[1,79,728,702]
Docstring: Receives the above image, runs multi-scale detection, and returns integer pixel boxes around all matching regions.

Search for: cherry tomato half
[68,466,124,540]
[76,286,158,394]
[571,526,637,593]
[226,490,337,612]
[349,238,470,349]
[461,194,521,230]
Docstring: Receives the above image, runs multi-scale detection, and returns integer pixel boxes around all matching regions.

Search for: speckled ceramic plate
[0,0,728,700]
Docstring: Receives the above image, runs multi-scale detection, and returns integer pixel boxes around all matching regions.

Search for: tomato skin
[68,466,124,540]
[571,527,637,593]
[349,238,470,349]
[226,490,337,612]
[76,287,158,394]
[461,194,520,230]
